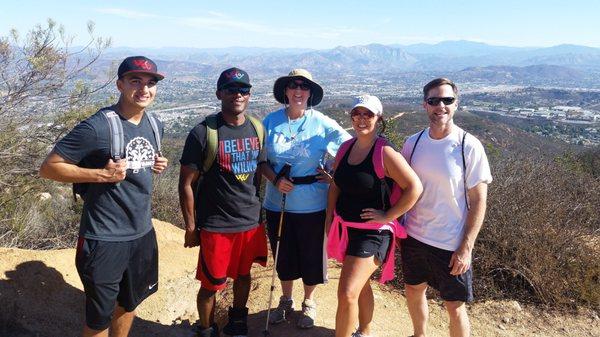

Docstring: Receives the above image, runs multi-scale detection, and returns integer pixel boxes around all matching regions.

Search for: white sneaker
[297,299,317,329]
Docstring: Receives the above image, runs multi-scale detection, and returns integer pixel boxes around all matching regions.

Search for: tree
[0,19,111,248]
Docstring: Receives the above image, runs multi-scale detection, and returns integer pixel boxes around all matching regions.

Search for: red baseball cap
[117,56,165,81]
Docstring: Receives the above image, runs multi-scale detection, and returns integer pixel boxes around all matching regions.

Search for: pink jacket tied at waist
[326,212,407,283]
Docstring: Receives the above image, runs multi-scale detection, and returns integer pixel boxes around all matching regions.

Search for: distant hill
[322,103,575,157]
[454,65,589,86]
[90,41,600,87]
[398,40,527,57]
[462,86,600,109]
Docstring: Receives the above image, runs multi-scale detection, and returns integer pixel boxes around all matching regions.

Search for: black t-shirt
[179,113,267,233]
[334,141,393,222]
[53,107,164,241]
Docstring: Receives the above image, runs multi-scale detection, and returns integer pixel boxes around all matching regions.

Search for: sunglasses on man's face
[287,81,310,91]
[223,86,251,95]
[426,97,456,106]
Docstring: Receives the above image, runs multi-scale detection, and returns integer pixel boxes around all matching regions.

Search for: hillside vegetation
[1,22,598,312]
[3,103,598,310]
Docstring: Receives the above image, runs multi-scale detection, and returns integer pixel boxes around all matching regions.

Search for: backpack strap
[101,110,125,160]
[372,137,387,179]
[202,113,264,173]
[202,114,219,173]
[246,114,265,150]
[146,112,162,156]
[333,138,357,170]
[408,128,426,165]
[246,114,265,200]
[74,109,123,201]
[372,137,392,209]
[461,131,471,210]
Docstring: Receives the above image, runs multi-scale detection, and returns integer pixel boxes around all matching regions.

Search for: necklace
[286,108,305,142]
[287,114,297,141]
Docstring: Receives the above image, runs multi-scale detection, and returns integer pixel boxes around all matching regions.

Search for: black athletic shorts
[400,236,473,302]
[345,227,392,264]
[266,210,326,286]
[75,228,159,330]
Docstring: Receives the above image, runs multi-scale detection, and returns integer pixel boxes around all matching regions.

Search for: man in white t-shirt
[400,78,492,337]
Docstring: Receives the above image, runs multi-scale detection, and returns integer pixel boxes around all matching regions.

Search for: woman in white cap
[262,69,351,329]
[326,95,422,337]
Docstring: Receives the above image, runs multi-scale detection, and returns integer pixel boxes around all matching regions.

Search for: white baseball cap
[351,95,383,116]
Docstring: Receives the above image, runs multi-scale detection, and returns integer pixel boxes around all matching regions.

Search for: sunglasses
[350,111,375,121]
[426,97,456,106]
[222,86,251,95]
[287,81,311,91]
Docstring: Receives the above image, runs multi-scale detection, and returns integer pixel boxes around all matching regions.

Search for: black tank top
[333,141,393,223]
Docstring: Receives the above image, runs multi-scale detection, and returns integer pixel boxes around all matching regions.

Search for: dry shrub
[389,146,599,308]
[476,152,599,308]
[0,187,80,249]
[152,164,183,228]
[151,138,184,227]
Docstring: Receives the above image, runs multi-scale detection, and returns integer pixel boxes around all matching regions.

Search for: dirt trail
[1,220,598,337]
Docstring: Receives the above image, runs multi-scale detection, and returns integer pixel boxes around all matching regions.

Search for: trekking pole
[263,163,291,336]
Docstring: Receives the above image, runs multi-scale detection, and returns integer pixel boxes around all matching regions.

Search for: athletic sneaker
[222,306,248,336]
[197,323,220,337]
[269,296,294,324]
[297,298,317,329]
[351,330,372,337]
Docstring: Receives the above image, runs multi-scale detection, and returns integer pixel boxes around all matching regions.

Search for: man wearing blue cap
[179,67,268,337]
[40,56,169,337]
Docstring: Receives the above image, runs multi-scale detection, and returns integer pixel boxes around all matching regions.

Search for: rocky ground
[1,220,598,337]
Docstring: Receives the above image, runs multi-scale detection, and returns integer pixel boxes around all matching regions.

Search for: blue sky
[1,0,599,49]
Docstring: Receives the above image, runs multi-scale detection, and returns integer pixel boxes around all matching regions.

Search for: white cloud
[95,8,159,19]
[206,11,228,18]
[178,15,269,33]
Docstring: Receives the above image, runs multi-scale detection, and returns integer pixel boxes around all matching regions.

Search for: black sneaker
[197,323,220,337]
[222,306,248,337]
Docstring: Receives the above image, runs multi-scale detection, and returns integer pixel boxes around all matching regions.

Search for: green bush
[0,20,109,249]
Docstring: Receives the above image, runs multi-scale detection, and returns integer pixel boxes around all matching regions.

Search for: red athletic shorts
[196,225,268,291]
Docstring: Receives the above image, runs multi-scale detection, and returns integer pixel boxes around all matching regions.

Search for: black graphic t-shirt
[180,113,267,233]
[53,107,163,241]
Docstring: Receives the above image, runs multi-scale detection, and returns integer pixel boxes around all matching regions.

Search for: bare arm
[361,145,423,223]
[449,182,488,275]
[326,182,340,233]
[39,151,126,183]
[325,158,342,233]
[178,165,200,247]
[258,162,276,184]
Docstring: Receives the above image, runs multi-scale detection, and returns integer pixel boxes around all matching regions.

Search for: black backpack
[72,109,162,201]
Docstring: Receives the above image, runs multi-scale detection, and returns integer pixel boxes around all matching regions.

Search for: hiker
[179,67,268,337]
[400,78,492,337]
[260,68,351,329]
[39,56,168,337]
[326,95,422,337]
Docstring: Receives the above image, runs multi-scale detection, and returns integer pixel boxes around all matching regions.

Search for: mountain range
[97,40,600,87]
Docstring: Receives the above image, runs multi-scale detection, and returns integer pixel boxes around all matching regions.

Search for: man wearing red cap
[39,56,169,337]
